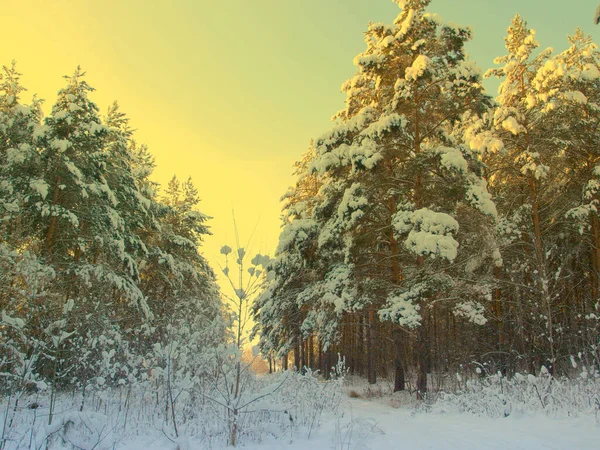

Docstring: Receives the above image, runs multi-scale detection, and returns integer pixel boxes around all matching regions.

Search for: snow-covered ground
[285,398,599,450]
[4,372,599,449]
[119,396,600,450]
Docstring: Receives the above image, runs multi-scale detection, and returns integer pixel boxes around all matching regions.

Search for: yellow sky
[4,0,599,293]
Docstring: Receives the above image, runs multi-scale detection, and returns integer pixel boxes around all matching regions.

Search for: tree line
[253,0,600,396]
[0,64,225,400]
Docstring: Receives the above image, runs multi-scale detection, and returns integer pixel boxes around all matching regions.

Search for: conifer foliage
[0,64,224,400]
[255,0,600,394]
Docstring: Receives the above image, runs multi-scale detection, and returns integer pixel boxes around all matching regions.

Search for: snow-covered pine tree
[27,69,155,402]
[554,30,600,367]
[65,101,161,388]
[492,25,600,373]
[134,173,225,397]
[0,62,44,251]
[0,64,226,418]
[482,16,587,374]
[149,175,221,333]
[259,0,499,393]
[253,145,325,372]
[0,62,55,396]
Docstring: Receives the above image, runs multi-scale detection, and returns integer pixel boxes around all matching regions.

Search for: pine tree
[0,62,44,250]
[0,63,226,407]
[139,174,222,346]
[20,69,159,399]
[258,0,499,393]
[555,30,600,365]
[253,145,324,371]
[483,16,583,374]
[0,62,54,395]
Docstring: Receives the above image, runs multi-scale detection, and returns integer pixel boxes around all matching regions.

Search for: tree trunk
[45,179,62,253]
[393,329,405,391]
[294,340,300,372]
[591,214,600,301]
[357,315,365,376]
[416,321,428,399]
[317,339,322,374]
[301,339,307,373]
[367,309,377,384]
[529,176,556,374]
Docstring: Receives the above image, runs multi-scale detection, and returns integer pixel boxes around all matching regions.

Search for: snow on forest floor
[115,377,600,450]
[118,396,600,450]
[5,372,599,449]
[281,397,600,450]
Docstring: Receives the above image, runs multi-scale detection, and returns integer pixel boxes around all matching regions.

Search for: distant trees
[254,0,600,394]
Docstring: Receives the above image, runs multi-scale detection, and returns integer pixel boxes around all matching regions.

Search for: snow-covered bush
[0,369,345,449]
[431,370,600,419]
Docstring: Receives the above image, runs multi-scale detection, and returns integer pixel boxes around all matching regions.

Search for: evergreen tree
[481,20,600,374]
[0,62,54,394]
[257,0,499,393]
[484,16,557,374]
[0,65,225,394]
[0,62,44,250]
[253,146,324,371]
